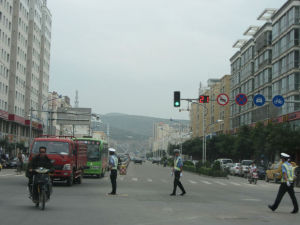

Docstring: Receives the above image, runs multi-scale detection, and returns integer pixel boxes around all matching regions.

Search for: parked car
[239,160,253,177]
[257,166,266,180]
[216,158,233,171]
[229,163,241,176]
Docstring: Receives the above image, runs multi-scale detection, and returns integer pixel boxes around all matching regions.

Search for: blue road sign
[272,95,285,107]
[253,94,266,107]
[235,93,248,106]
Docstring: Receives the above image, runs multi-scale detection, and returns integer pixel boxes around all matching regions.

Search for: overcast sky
[47,0,286,120]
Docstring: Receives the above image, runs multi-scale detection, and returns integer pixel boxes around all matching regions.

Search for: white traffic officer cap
[280,153,290,158]
[174,149,180,153]
[109,148,116,152]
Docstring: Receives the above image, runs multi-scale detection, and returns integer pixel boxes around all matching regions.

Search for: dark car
[257,166,266,180]
[134,158,143,164]
[8,157,18,169]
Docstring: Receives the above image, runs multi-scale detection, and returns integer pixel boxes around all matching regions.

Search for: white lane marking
[230,182,241,186]
[132,178,138,182]
[241,199,261,202]
[189,180,197,184]
[147,178,153,182]
[160,179,168,183]
[214,181,226,186]
[201,180,212,185]
[0,174,14,177]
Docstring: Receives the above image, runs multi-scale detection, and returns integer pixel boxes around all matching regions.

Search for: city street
[0,162,299,225]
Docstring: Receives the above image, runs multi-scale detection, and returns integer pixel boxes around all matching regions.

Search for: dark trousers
[272,183,298,211]
[172,171,185,194]
[110,169,117,194]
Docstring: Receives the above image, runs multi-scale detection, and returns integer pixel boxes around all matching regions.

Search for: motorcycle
[30,167,53,210]
[248,168,258,184]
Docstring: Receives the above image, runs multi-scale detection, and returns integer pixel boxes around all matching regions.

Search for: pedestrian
[170,149,186,196]
[268,153,298,214]
[108,148,118,195]
[17,152,23,174]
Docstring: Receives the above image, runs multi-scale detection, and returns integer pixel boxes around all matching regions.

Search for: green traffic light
[175,102,180,106]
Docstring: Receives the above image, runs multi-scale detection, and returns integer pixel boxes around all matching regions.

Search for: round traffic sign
[272,95,285,107]
[235,93,248,106]
[217,93,229,106]
[253,94,266,107]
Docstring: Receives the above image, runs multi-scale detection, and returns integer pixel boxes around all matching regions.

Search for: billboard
[56,108,91,126]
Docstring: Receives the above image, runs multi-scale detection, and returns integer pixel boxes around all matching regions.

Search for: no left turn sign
[217,93,229,106]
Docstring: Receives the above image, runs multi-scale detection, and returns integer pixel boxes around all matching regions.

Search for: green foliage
[183,161,194,166]
[212,160,221,170]
[181,122,300,163]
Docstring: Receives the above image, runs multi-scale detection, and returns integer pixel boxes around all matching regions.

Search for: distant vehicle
[229,163,241,176]
[30,137,87,186]
[216,158,233,171]
[152,158,160,164]
[239,160,253,177]
[257,166,266,180]
[8,157,18,169]
[133,158,143,164]
[265,163,281,183]
[76,138,109,178]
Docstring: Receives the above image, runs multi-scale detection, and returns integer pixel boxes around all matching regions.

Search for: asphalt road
[0,162,299,225]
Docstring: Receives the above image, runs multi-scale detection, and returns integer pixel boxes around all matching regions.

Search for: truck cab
[29,137,87,186]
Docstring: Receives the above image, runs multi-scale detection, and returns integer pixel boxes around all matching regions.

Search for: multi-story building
[230,2,300,130]
[190,75,231,138]
[0,0,12,139]
[271,1,300,127]
[0,0,51,146]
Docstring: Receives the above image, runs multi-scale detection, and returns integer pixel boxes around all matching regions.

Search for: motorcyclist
[26,146,54,201]
[249,161,257,179]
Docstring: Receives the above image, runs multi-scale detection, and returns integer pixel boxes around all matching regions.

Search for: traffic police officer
[108,148,118,195]
[170,149,186,196]
[268,153,298,214]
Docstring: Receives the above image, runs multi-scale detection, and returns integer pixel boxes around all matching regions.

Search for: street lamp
[203,119,224,163]
[42,95,63,135]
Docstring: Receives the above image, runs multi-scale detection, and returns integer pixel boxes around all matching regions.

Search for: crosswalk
[0,172,278,190]
[112,176,277,190]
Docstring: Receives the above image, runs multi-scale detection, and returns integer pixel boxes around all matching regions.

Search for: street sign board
[57,108,91,125]
[272,95,285,107]
[235,93,248,106]
[253,94,266,107]
[217,93,229,106]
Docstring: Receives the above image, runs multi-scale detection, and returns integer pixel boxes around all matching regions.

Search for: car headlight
[63,164,71,171]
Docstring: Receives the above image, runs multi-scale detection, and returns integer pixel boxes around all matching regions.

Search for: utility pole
[29,107,33,148]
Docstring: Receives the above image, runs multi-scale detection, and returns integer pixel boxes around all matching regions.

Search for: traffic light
[174,91,180,107]
[199,95,209,103]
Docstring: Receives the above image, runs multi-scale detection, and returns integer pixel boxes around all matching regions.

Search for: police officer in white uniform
[170,149,186,196]
[108,148,118,195]
[268,153,298,214]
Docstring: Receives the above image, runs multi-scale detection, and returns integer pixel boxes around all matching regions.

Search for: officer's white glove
[180,172,182,177]
[287,181,291,187]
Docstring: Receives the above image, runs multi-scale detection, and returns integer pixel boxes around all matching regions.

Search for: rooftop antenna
[75,90,79,108]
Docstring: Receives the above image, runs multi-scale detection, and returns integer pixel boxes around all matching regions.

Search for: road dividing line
[0,174,13,177]
[214,181,226,186]
[132,178,138,182]
[188,180,197,184]
[147,178,153,182]
[230,182,241,186]
[241,198,261,202]
[200,180,212,185]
